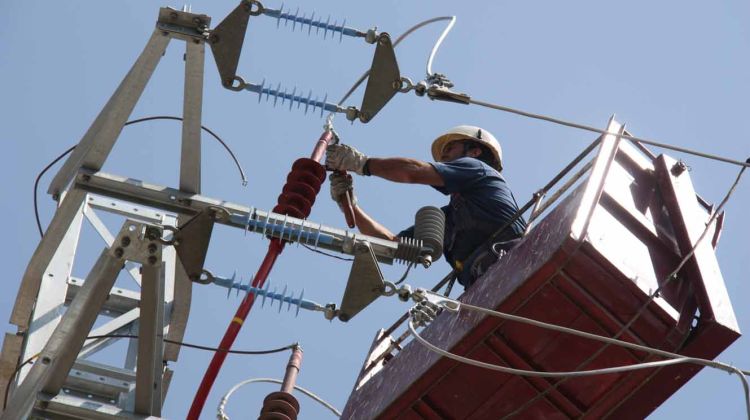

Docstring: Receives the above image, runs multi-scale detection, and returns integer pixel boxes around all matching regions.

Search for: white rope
[217,377,341,419]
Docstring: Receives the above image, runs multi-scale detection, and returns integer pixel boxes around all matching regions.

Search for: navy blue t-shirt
[399,157,525,285]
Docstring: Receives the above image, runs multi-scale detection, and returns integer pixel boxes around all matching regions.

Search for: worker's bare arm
[350,204,398,241]
[367,157,444,186]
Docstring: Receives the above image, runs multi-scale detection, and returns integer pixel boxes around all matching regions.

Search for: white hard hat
[431,125,503,170]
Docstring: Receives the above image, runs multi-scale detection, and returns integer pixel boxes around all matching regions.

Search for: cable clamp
[409,300,441,328]
[426,85,471,104]
[411,288,460,313]
[425,73,454,88]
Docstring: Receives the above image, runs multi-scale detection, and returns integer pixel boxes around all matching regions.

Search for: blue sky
[2,1,749,418]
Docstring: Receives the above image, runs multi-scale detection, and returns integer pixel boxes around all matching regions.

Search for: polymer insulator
[413,206,445,262]
[394,236,423,265]
[261,4,367,41]
[211,274,325,317]
[243,80,343,117]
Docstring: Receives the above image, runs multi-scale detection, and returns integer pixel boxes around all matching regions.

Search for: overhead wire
[466,97,750,169]
[33,116,247,238]
[217,377,341,419]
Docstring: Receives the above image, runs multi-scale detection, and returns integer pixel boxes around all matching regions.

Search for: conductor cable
[467,97,750,168]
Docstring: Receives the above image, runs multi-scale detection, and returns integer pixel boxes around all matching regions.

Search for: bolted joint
[145,226,162,241]
[671,160,689,176]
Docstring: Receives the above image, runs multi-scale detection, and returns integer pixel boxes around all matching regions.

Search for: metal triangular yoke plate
[210,2,255,88]
[338,242,385,322]
[359,33,400,123]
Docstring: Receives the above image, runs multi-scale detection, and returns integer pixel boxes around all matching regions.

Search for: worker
[326,125,526,289]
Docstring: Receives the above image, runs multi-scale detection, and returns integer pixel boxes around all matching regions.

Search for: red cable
[187,131,333,419]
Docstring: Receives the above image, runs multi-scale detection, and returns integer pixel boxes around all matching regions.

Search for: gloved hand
[326,144,368,175]
[329,172,357,207]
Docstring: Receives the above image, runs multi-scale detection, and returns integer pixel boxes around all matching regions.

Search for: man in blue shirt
[326,125,526,288]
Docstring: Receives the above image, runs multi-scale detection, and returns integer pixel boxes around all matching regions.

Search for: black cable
[301,243,354,261]
[34,145,76,237]
[33,116,247,238]
[85,334,296,355]
[393,262,414,286]
[123,116,248,186]
[3,334,295,410]
[3,353,37,410]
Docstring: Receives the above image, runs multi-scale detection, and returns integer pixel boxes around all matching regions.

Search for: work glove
[326,144,368,175]
[329,172,357,207]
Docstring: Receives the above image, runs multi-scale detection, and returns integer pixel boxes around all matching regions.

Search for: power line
[466,97,750,168]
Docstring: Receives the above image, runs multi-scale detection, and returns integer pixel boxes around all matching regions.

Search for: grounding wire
[503,161,748,418]
[217,377,341,418]
[33,116,247,238]
[467,97,750,169]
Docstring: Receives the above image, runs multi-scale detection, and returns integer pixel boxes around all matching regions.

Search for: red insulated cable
[187,130,336,419]
[187,239,284,419]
